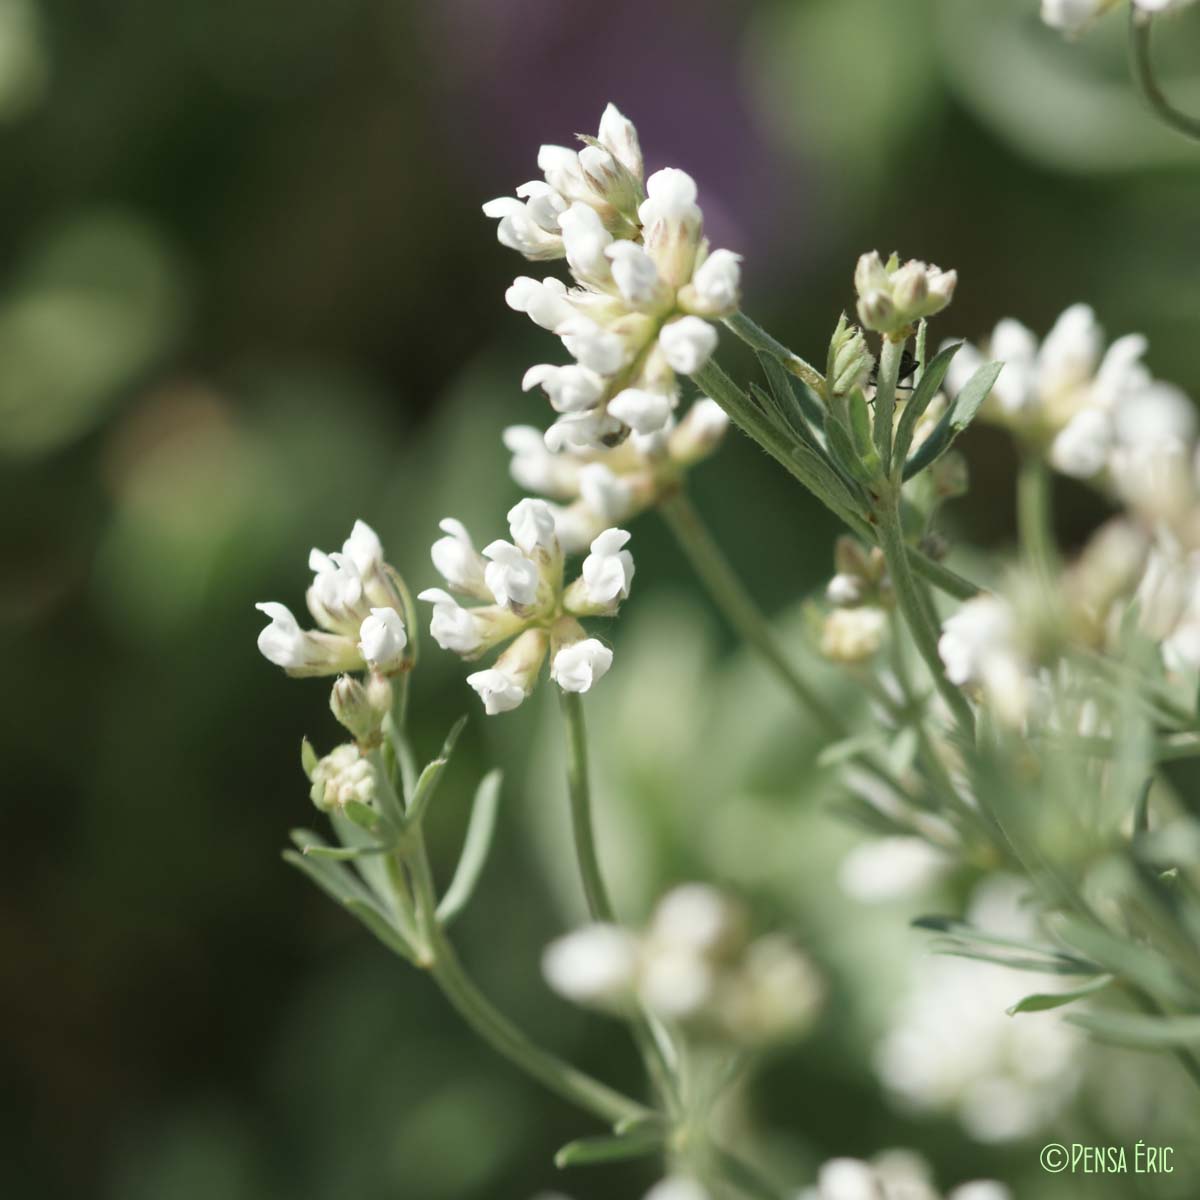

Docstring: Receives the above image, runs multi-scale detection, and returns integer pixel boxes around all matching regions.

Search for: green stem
[559,690,616,922]
[724,310,826,394]
[427,924,650,1125]
[874,336,905,473]
[1129,10,1200,143]
[1017,454,1057,583]
[877,498,975,738]
[660,490,842,736]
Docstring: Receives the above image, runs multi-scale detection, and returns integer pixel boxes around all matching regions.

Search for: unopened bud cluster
[821,537,892,665]
[542,884,822,1045]
[855,251,956,338]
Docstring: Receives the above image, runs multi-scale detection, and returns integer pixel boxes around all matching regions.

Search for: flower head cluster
[800,1152,1009,1200]
[542,884,822,1045]
[306,742,375,813]
[503,396,729,552]
[418,498,632,714]
[485,104,741,450]
[1042,0,1194,38]
[256,520,411,678]
[855,251,957,337]
[946,304,1195,483]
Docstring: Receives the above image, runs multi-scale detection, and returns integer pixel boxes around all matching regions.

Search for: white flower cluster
[800,1151,1009,1200]
[256,519,410,678]
[485,104,741,450]
[542,884,822,1045]
[504,396,729,552]
[938,595,1035,728]
[1041,0,1195,38]
[946,304,1195,484]
[874,878,1083,1143]
[419,498,632,714]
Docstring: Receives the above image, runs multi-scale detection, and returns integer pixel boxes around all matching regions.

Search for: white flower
[938,596,1030,725]
[608,387,674,434]
[1041,0,1121,35]
[1049,407,1112,478]
[551,637,613,693]
[559,202,613,281]
[542,924,640,1007]
[481,195,564,260]
[545,409,623,452]
[307,549,366,628]
[581,527,635,604]
[505,275,574,331]
[650,883,740,953]
[482,540,540,608]
[577,462,633,520]
[507,497,558,556]
[597,101,643,178]
[658,316,718,374]
[522,361,606,414]
[838,837,949,902]
[343,519,383,575]
[503,424,579,495]
[357,607,407,673]
[418,587,486,656]
[556,315,627,375]
[606,240,663,308]
[682,248,742,316]
[256,601,308,669]
[465,667,527,715]
[255,602,351,676]
[430,517,489,597]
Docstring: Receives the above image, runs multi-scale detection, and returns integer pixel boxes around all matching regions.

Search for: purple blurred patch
[418,0,811,267]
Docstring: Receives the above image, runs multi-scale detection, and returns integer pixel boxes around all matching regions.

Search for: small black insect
[868,349,919,391]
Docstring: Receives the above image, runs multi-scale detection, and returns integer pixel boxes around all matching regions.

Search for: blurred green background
[5,1,1200,1197]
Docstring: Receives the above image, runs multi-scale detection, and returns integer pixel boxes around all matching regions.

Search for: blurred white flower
[874,878,1083,1142]
[821,606,887,664]
[542,923,640,1008]
[838,837,950,902]
[938,595,1032,725]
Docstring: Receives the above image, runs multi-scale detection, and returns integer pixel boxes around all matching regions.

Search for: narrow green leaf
[847,389,874,460]
[892,341,961,470]
[344,899,418,962]
[1007,974,1115,1015]
[343,800,382,832]
[437,769,503,926]
[555,1129,666,1169]
[903,360,1002,480]
[300,737,319,780]
[406,715,469,827]
[758,351,826,435]
[1055,915,1197,1005]
[825,414,876,485]
[1065,1010,1200,1048]
[613,1113,669,1137]
[817,733,883,768]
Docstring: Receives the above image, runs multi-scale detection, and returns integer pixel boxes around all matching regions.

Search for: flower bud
[855,250,956,335]
[820,607,887,664]
[330,675,383,745]
[667,396,729,466]
[828,316,874,399]
[542,923,640,1010]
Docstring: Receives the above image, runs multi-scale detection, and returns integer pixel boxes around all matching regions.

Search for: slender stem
[723,310,826,394]
[558,689,682,1111]
[910,551,980,601]
[559,690,616,922]
[427,925,650,1125]
[877,497,975,738]
[660,490,842,736]
[1016,454,1057,583]
[874,336,905,473]
[1129,11,1200,143]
